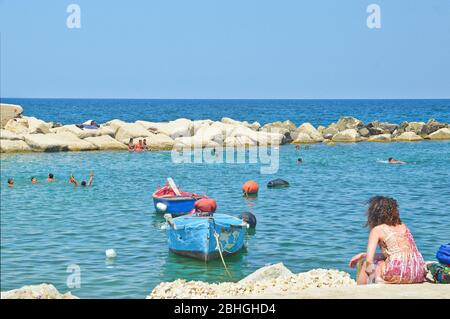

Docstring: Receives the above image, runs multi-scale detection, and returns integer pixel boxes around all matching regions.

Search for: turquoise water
[1,141,449,298]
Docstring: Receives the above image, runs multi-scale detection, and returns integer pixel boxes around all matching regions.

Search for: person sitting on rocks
[46,173,55,182]
[349,196,425,285]
[7,178,14,187]
[31,177,38,184]
[128,138,135,151]
[388,157,406,164]
[134,140,144,151]
[69,171,94,187]
[143,139,149,151]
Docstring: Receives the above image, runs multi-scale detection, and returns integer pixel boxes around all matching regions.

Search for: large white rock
[84,135,128,150]
[194,125,225,145]
[296,123,323,142]
[0,140,32,153]
[0,129,24,140]
[145,133,175,150]
[137,119,192,139]
[4,118,30,134]
[292,132,314,144]
[428,128,450,140]
[239,263,294,284]
[23,132,97,151]
[224,136,256,147]
[23,116,52,134]
[368,133,392,142]
[394,132,423,142]
[322,123,339,139]
[336,116,363,131]
[221,117,261,130]
[115,123,153,144]
[105,119,127,133]
[54,124,101,139]
[1,283,78,299]
[98,125,116,137]
[332,129,362,142]
[1,103,23,128]
[192,120,213,134]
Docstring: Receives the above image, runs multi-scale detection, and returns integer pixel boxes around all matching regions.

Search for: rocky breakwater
[148,263,356,299]
[1,112,449,154]
[0,116,286,153]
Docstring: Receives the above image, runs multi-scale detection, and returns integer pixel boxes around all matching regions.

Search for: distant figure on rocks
[143,139,149,150]
[135,140,144,151]
[31,177,38,184]
[69,171,94,187]
[388,157,406,164]
[128,138,135,151]
[46,173,55,182]
[7,178,14,187]
[349,196,425,285]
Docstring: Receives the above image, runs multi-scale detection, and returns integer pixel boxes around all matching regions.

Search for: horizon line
[2,97,450,101]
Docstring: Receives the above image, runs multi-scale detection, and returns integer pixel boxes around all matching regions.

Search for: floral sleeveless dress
[377,226,425,284]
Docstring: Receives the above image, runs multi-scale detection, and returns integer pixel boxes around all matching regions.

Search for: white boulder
[368,133,392,142]
[428,128,450,140]
[0,140,32,153]
[332,129,362,142]
[394,132,423,142]
[84,135,128,150]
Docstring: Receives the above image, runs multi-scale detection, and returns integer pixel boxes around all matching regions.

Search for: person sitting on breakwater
[143,139,149,150]
[134,140,144,151]
[69,171,94,187]
[46,173,55,182]
[7,178,14,187]
[388,157,406,164]
[128,138,135,151]
[349,196,425,284]
[31,177,38,184]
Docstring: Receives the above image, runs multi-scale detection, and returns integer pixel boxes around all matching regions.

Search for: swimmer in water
[69,171,94,187]
[297,157,303,164]
[388,157,407,164]
[46,173,55,182]
[31,177,38,184]
[7,178,14,187]
[295,145,300,151]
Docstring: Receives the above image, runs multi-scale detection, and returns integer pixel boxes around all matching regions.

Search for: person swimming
[69,171,94,187]
[46,173,55,182]
[297,157,303,164]
[388,157,407,164]
[7,178,14,187]
[31,177,38,184]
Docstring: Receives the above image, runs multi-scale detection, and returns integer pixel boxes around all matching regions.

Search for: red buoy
[194,198,217,213]
[242,180,259,195]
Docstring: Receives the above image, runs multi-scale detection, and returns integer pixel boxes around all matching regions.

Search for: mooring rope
[212,226,232,279]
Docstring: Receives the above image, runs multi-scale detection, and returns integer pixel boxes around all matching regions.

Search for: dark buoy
[239,212,257,228]
[267,178,290,188]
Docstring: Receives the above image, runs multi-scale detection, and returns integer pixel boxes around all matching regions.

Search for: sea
[1,98,449,298]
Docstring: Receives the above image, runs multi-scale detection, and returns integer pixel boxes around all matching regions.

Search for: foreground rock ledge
[148,263,450,299]
[1,283,78,299]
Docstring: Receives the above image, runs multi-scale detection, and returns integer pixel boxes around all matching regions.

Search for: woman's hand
[349,252,366,268]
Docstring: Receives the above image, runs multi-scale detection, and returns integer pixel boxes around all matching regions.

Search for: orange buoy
[242,180,259,196]
[194,198,217,213]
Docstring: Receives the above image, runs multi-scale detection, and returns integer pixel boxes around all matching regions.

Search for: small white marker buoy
[105,249,117,259]
[156,202,167,212]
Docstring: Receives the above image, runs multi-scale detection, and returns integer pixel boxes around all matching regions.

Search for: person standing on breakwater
[69,171,94,187]
[349,196,425,284]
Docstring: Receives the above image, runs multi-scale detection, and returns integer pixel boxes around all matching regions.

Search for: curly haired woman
[349,196,425,284]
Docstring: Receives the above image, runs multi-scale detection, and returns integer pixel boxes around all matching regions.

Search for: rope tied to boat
[212,226,233,279]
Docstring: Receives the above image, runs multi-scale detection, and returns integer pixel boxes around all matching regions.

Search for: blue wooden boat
[164,213,248,261]
[152,178,198,216]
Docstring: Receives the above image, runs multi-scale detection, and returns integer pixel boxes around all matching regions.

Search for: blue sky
[1,0,449,99]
